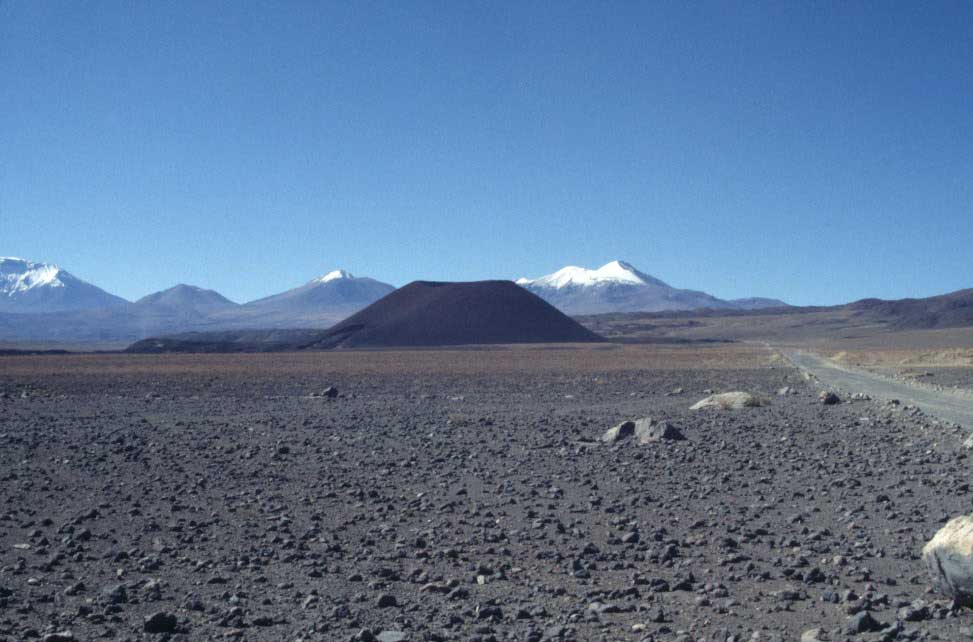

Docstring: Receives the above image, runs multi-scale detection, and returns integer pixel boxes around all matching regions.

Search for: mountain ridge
[517,260,788,315]
[0,260,395,341]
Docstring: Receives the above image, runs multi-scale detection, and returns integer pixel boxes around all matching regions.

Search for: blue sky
[2,1,971,305]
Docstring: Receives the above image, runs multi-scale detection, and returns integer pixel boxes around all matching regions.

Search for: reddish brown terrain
[1,344,972,641]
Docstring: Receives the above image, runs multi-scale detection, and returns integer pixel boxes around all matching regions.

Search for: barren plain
[2,344,973,642]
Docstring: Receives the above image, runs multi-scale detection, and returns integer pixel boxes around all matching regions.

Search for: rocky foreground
[1,349,972,642]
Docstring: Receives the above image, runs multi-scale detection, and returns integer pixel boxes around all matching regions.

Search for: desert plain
[2,342,973,642]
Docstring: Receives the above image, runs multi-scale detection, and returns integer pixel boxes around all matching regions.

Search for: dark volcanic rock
[306,280,605,348]
[819,391,840,405]
[845,610,882,634]
[143,611,178,633]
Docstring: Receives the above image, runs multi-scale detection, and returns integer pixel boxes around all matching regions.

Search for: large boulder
[922,515,973,604]
[690,392,767,411]
[634,418,685,443]
[603,418,684,444]
[602,420,635,443]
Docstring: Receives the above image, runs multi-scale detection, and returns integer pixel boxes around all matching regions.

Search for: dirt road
[785,349,973,428]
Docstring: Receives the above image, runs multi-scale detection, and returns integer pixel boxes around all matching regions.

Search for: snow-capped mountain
[517,260,669,290]
[212,269,398,329]
[517,260,787,315]
[246,270,394,312]
[0,257,129,313]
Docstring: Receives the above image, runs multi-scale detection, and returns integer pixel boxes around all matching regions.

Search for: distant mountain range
[517,260,788,315]
[0,257,394,342]
[23,256,973,346]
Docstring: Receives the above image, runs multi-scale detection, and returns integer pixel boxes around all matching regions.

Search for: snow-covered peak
[316,269,354,283]
[518,260,665,289]
[593,260,646,284]
[1,257,66,296]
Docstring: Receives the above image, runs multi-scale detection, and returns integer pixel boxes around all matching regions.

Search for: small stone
[845,611,882,634]
[100,583,128,605]
[898,600,930,621]
[819,391,840,405]
[376,593,397,608]
[801,628,827,642]
[144,611,178,633]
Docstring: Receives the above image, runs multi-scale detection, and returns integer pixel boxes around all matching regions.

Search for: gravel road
[785,350,973,429]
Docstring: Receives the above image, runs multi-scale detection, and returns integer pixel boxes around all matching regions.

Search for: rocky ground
[1,346,972,642]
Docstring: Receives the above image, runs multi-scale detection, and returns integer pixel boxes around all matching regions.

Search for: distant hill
[848,288,973,330]
[577,287,973,343]
[135,284,237,314]
[728,297,790,310]
[516,260,788,315]
[0,257,128,313]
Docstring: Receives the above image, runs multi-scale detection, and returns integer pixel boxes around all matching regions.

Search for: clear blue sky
[2,1,971,305]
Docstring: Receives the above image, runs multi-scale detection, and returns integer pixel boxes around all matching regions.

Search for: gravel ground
[1,348,972,642]
[873,368,973,394]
